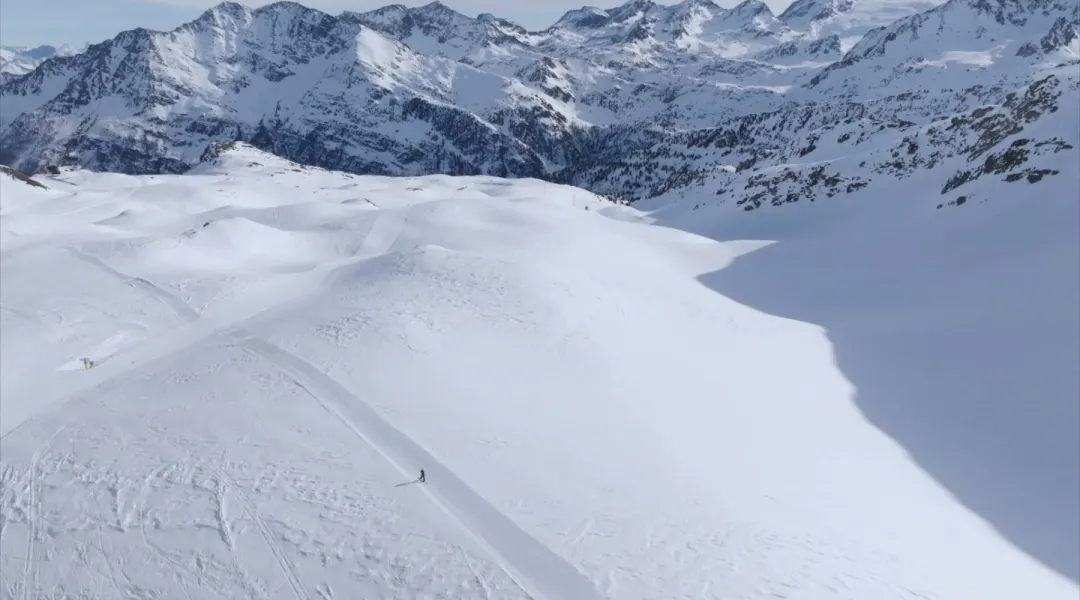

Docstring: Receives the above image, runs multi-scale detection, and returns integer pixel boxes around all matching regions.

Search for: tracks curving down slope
[8,204,605,600]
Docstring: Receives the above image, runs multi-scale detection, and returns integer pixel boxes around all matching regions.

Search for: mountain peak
[676,0,721,8]
[667,0,724,21]
[415,1,465,17]
[192,1,253,29]
[551,6,610,30]
[199,1,249,18]
[354,0,475,27]
[729,0,775,17]
[607,0,659,22]
[251,1,320,17]
[779,0,853,24]
[189,1,336,37]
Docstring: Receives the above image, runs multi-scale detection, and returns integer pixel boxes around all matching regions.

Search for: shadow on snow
[687,198,1079,584]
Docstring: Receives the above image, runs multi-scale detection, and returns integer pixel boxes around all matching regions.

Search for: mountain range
[0,44,80,84]
[0,0,1076,208]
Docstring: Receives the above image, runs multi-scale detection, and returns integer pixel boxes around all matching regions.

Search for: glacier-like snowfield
[0,143,1075,599]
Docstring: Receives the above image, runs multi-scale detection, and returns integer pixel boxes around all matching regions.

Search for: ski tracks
[357,204,407,258]
[0,207,410,441]
[65,247,199,322]
[230,333,605,600]
[159,439,312,600]
[9,205,607,600]
[18,424,66,600]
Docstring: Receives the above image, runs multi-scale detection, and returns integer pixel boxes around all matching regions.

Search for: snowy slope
[1,143,1076,599]
[636,60,1080,586]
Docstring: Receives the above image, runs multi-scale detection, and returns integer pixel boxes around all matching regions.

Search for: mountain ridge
[0,0,1076,209]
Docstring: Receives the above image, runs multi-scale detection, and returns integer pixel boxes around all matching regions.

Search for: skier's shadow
[394,479,422,488]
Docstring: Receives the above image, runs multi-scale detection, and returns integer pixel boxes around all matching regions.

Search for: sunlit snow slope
[0,144,1075,600]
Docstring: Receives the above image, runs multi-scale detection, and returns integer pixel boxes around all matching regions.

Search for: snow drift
[0,144,1075,599]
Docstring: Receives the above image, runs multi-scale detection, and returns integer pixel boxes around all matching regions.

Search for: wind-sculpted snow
[0,0,1076,595]
[1,142,1077,599]
[2,143,1076,598]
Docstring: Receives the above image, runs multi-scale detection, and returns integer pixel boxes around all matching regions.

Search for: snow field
[0,144,1076,599]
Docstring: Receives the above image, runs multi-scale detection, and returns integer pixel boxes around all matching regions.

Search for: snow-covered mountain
[1,0,1077,595]
[0,0,1076,206]
[803,0,1080,102]
[0,44,79,84]
[778,0,943,49]
[1,142,1076,599]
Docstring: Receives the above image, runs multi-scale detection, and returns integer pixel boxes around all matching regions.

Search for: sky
[0,0,792,49]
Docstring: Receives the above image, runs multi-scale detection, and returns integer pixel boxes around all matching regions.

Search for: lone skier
[419,469,426,483]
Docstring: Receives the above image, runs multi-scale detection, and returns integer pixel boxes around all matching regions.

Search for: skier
[419,469,426,483]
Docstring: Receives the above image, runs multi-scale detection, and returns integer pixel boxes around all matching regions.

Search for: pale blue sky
[0,0,789,49]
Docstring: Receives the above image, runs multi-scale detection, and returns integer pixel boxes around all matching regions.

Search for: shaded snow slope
[0,144,1075,599]
[638,74,1080,584]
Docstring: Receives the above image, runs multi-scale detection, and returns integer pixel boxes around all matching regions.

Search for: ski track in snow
[66,247,200,322]
[6,201,602,600]
[158,434,313,600]
[232,333,602,600]
[18,424,67,600]
[0,204,411,442]
[0,304,39,326]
